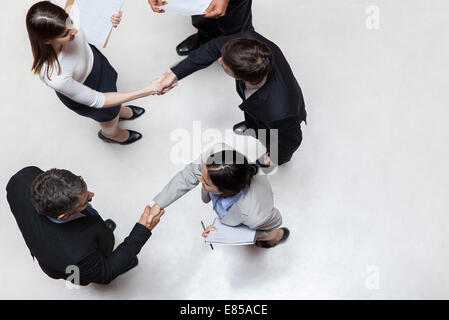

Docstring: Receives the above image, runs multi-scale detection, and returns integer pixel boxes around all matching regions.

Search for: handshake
[145,71,179,96]
[138,203,165,231]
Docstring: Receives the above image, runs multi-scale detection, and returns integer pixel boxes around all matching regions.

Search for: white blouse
[39,7,105,109]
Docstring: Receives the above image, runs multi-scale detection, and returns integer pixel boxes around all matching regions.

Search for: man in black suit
[6,166,164,286]
[160,31,307,166]
[148,0,253,56]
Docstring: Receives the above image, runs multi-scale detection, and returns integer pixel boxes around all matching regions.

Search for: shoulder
[243,175,273,203]
[8,166,43,184]
[235,176,273,209]
[249,175,272,193]
[6,166,43,195]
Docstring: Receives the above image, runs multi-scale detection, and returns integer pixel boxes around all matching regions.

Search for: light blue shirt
[209,190,244,219]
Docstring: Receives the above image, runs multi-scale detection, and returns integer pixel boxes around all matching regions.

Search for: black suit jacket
[171,30,307,165]
[6,166,152,285]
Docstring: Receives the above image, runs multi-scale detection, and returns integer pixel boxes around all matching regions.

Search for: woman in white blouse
[26,1,169,144]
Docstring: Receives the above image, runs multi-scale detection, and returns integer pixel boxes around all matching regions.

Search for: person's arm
[50,74,164,108]
[77,206,164,285]
[102,79,161,107]
[158,33,244,92]
[152,162,203,210]
[151,143,229,213]
[170,33,243,81]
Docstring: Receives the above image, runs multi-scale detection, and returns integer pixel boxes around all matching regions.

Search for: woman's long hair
[26,1,69,79]
[206,150,259,195]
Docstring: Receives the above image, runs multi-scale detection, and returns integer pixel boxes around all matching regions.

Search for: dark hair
[221,38,274,83]
[31,169,86,219]
[26,1,69,79]
[206,150,259,195]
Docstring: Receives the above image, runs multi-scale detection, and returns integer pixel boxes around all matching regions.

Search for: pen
[201,220,214,250]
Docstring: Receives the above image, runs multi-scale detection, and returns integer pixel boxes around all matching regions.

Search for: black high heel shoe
[98,130,142,145]
[119,106,146,121]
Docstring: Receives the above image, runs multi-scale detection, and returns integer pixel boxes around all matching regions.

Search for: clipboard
[65,0,115,48]
[205,218,256,246]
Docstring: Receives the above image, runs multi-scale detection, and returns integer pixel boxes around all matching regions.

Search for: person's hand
[143,74,166,95]
[203,0,230,18]
[138,205,166,231]
[263,152,276,166]
[148,0,168,13]
[160,72,178,94]
[111,11,123,28]
[202,225,217,238]
[149,203,162,217]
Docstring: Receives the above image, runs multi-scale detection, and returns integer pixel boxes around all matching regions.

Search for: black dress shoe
[104,219,116,232]
[176,34,200,56]
[120,106,146,121]
[233,121,248,135]
[98,130,142,145]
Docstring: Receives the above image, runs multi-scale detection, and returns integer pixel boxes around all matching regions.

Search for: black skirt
[56,45,121,123]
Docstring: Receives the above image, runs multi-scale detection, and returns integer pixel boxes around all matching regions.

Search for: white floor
[1,0,449,300]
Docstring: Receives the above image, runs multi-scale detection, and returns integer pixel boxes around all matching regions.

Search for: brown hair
[26,1,69,79]
[221,38,274,83]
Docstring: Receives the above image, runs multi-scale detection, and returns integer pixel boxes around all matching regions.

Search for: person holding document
[150,143,290,248]
[26,1,169,145]
[148,0,253,56]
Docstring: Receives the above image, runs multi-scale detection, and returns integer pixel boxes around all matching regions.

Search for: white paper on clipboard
[205,218,256,246]
[157,0,211,16]
[72,0,123,48]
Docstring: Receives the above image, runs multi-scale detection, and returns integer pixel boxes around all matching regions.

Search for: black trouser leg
[276,127,303,166]
[191,15,220,44]
[248,121,303,166]
[216,0,253,36]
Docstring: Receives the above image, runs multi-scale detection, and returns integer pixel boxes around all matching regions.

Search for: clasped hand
[145,72,178,96]
[138,205,166,231]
